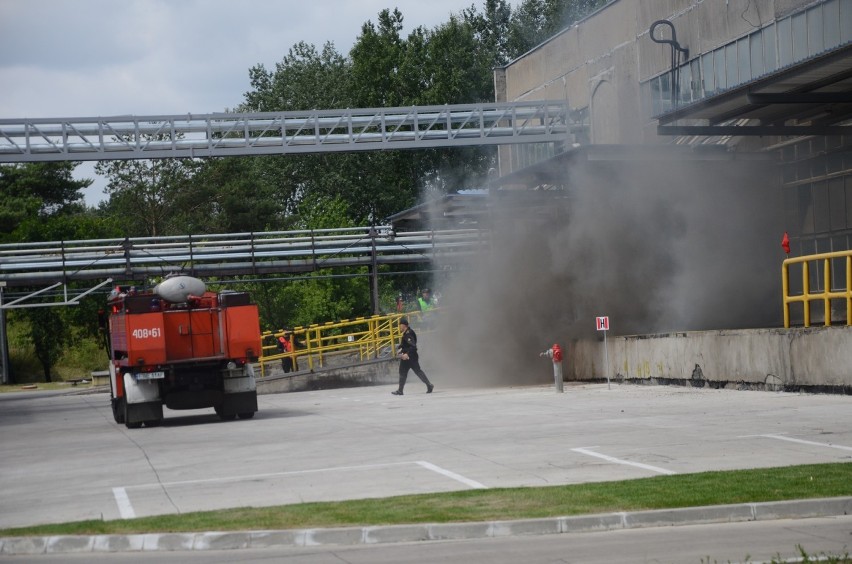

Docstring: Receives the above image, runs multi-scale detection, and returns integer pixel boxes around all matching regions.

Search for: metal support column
[0,284,10,384]
[369,227,380,316]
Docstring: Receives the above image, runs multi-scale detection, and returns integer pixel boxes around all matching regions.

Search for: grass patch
[1,462,849,537]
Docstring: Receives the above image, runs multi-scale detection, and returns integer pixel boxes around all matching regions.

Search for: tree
[463,0,513,66]
[350,9,407,108]
[505,0,611,58]
[0,162,90,242]
[244,41,352,113]
[19,306,69,383]
[95,156,201,237]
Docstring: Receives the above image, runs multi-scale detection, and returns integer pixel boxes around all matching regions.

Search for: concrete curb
[2,497,851,555]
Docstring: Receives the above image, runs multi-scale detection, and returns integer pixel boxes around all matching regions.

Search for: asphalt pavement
[1,382,851,556]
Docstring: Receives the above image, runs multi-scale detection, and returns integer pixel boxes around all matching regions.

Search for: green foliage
[95,156,202,237]
[0,162,90,242]
[17,306,68,383]
[504,0,611,57]
[2,462,850,537]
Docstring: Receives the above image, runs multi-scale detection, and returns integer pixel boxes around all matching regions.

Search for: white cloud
[1,0,478,205]
[1,0,476,117]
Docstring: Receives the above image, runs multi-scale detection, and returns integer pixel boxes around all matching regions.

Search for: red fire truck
[101,276,261,428]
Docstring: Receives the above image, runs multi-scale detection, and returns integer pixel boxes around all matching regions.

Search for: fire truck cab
[101,276,261,428]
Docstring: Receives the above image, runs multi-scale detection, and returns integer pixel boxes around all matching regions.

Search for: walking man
[392,317,433,396]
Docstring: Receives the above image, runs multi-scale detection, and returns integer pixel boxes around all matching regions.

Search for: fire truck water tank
[153,276,207,303]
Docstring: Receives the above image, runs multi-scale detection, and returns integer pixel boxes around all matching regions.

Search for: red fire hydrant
[540,343,564,393]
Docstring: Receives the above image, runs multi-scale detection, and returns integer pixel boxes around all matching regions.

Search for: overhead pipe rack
[0,101,572,163]
[0,226,489,290]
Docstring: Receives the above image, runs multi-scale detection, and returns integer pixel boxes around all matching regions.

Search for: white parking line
[114,460,486,516]
[571,447,676,475]
[112,487,136,519]
[122,461,415,490]
[757,434,852,452]
[416,461,487,489]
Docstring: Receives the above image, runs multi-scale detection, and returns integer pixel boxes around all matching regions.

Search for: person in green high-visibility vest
[417,288,435,312]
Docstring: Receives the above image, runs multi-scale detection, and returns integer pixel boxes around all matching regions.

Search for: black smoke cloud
[427,154,784,387]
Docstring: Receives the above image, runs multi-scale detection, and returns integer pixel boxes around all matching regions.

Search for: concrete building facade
[494,0,852,256]
[492,0,852,391]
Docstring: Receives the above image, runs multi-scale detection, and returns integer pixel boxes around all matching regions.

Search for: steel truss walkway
[0,101,571,163]
[0,226,488,306]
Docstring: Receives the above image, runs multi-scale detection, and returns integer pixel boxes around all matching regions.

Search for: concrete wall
[257,359,396,395]
[565,326,852,393]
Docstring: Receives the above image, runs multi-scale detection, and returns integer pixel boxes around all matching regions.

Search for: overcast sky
[0,0,479,204]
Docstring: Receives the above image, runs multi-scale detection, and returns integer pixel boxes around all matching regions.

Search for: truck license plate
[135,371,165,381]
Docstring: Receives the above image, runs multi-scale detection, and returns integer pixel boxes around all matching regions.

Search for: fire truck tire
[112,398,126,424]
[214,405,237,421]
[237,412,255,419]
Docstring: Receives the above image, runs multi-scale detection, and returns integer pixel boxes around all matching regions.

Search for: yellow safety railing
[782,250,852,328]
[257,309,433,377]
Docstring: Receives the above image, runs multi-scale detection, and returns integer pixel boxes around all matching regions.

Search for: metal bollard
[540,343,564,393]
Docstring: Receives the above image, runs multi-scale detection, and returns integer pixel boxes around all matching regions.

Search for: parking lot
[2,382,851,530]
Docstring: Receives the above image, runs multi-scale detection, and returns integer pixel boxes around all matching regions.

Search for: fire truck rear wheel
[112,398,126,424]
[215,405,236,421]
[237,412,255,420]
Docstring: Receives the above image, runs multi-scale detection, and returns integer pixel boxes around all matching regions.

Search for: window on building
[823,0,840,49]
[750,30,765,78]
[714,48,727,90]
[778,17,793,67]
[763,23,778,73]
[842,0,852,43]
[702,53,715,96]
[678,63,692,104]
[659,72,671,112]
[650,76,663,116]
[690,59,702,100]
[737,37,751,83]
[798,184,815,235]
[812,181,831,233]
[847,177,852,228]
[807,4,824,56]
[829,178,846,231]
[792,12,808,62]
[725,43,738,87]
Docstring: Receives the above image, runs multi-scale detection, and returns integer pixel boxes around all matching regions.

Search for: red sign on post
[596,316,609,331]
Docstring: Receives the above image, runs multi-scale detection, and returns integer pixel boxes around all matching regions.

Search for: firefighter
[392,317,433,396]
[417,288,435,312]
[277,332,294,373]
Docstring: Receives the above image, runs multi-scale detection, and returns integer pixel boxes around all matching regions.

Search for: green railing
[782,250,852,328]
[257,310,432,377]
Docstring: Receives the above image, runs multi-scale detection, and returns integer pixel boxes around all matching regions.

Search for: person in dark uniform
[392,317,433,396]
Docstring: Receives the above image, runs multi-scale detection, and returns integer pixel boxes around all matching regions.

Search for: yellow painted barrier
[782,250,852,328]
[257,310,432,377]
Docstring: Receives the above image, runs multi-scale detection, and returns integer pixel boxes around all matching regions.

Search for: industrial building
[486,0,851,391]
[494,0,851,256]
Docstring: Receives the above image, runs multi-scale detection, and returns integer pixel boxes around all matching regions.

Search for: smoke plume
[425,154,783,387]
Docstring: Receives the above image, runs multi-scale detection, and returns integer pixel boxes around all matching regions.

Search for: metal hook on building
[650,20,690,108]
